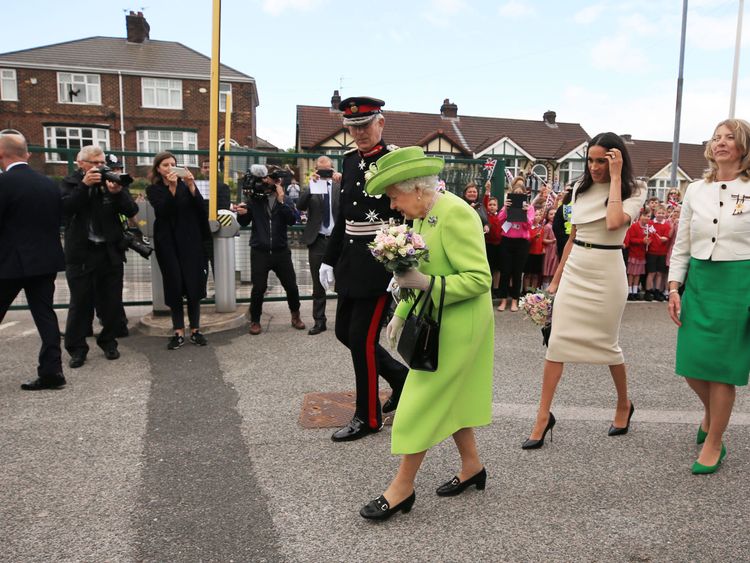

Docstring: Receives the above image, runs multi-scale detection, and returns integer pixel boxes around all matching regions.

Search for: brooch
[364,163,378,182]
[732,194,746,216]
[427,215,438,226]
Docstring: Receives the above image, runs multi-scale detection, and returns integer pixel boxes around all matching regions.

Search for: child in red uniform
[645,204,672,302]
[524,207,545,291]
[625,208,651,300]
[484,195,504,298]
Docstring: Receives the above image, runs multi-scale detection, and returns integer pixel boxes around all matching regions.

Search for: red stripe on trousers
[365,295,388,429]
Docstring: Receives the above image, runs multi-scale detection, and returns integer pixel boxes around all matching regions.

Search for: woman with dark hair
[462,182,489,228]
[522,132,645,449]
[146,151,211,349]
[668,118,750,473]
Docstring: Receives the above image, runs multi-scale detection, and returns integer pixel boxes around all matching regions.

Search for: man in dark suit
[0,133,67,390]
[297,155,340,335]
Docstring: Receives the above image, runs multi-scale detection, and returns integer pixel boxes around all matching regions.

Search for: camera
[317,168,334,179]
[96,165,134,187]
[241,164,270,200]
[122,229,153,259]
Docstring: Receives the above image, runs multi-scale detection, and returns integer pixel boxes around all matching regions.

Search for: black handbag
[397,275,446,372]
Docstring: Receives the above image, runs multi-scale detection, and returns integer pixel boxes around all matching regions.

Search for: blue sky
[2,0,747,150]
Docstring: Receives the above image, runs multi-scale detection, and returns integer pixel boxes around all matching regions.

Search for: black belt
[573,239,622,250]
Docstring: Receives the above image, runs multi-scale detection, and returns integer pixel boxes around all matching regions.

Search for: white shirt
[669,177,750,284]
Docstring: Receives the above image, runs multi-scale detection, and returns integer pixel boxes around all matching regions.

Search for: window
[57,73,101,104]
[142,78,182,109]
[43,126,109,163]
[1,69,18,101]
[504,157,525,180]
[647,178,670,202]
[219,82,231,112]
[136,130,197,166]
[558,159,585,186]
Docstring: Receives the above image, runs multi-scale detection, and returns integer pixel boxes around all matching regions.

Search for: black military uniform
[323,97,408,441]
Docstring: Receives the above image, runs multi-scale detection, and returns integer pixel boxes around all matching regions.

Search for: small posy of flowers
[369,219,430,300]
[519,290,553,327]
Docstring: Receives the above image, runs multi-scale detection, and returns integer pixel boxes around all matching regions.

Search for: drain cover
[299,391,394,429]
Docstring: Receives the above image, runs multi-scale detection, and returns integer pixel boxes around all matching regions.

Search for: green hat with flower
[364,146,445,196]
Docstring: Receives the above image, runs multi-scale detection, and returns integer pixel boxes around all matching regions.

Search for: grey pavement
[1,301,749,562]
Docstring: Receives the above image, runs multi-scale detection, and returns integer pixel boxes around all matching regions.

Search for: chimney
[331,89,341,110]
[126,11,150,43]
[543,110,557,127]
[620,133,633,143]
[440,98,458,119]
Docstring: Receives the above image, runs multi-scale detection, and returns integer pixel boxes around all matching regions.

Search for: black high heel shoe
[522,412,556,450]
[436,467,487,497]
[360,491,416,521]
[608,401,635,436]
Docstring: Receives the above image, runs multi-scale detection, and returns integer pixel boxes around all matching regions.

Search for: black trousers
[335,294,408,430]
[249,248,301,322]
[0,274,62,378]
[64,244,123,357]
[308,235,329,325]
[499,237,530,300]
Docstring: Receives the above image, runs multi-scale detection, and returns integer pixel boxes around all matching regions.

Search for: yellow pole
[208,0,221,222]
[223,92,232,185]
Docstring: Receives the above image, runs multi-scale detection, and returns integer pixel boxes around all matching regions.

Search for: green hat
[364,146,444,196]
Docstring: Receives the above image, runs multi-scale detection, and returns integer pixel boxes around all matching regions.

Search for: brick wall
[0,67,256,177]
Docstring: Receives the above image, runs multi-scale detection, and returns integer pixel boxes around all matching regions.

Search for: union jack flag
[483,158,497,180]
[505,169,514,186]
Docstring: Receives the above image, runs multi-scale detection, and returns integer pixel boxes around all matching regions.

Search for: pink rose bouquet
[519,290,554,346]
[369,219,429,300]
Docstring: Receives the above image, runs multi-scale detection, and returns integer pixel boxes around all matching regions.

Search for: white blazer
[669,177,750,284]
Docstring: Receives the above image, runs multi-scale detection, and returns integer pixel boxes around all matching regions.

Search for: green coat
[392,192,494,454]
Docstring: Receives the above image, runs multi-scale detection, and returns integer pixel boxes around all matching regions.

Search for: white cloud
[573,2,607,25]
[260,0,325,17]
[687,13,750,51]
[422,0,468,27]
[619,12,661,36]
[589,33,651,72]
[497,1,535,18]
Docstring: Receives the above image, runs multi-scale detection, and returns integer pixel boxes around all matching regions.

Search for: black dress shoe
[382,386,402,413]
[360,491,416,520]
[522,412,556,450]
[104,348,120,360]
[608,401,635,436]
[436,467,487,497]
[68,355,86,369]
[308,323,327,335]
[21,374,66,391]
[331,417,379,442]
[116,326,129,338]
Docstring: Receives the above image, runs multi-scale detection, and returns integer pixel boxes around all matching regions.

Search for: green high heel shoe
[696,424,708,445]
[691,444,727,475]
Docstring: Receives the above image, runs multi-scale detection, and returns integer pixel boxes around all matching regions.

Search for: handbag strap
[405,274,436,318]
[435,276,446,327]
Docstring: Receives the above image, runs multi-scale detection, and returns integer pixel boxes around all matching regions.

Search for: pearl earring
[417,196,422,200]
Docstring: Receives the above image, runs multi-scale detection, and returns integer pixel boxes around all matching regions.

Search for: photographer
[237,164,306,335]
[60,145,138,368]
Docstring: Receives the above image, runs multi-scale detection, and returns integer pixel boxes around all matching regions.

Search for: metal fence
[10,147,506,310]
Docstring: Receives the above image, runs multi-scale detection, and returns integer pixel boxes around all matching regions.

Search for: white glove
[319,263,335,291]
[394,269,431,291]
[385,315,405,349]
[386,275,400,299]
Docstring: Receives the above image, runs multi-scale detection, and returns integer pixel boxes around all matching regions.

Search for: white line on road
[0,321,19,331]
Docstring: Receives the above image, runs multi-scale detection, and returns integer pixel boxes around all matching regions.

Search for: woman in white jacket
[668,118,750,474]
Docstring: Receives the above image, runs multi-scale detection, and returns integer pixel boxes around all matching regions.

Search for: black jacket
[0,163,65,279]
[237,192,296,252]
[60,169,138,265]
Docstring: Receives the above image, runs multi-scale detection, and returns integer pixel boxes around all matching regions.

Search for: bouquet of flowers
[369,219,429,301]
[519,290,554,346]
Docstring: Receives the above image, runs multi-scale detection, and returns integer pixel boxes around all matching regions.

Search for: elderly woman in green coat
[359,147,494,521]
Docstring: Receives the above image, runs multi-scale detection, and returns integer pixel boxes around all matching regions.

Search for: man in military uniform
[320,96,408,442]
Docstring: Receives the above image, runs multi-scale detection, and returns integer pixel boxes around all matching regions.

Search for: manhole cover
[299,390,394,429]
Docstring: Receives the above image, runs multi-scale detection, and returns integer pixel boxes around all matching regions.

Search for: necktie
[322,181,331,228]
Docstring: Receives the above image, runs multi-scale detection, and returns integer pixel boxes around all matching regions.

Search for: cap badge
[350,104,359,114]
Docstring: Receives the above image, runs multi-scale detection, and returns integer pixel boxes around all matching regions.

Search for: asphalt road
[1,301,748,562]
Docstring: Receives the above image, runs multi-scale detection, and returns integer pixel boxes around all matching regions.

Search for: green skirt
[676,258,750,386]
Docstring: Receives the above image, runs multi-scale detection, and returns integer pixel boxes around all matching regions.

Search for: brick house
[297,91,707,195]
[0,12,259,175]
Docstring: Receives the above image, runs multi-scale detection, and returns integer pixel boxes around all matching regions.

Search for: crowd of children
[474,178,682,311]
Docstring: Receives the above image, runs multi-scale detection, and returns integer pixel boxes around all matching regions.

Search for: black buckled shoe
[104,348,120,360]
[308,323,327,335]
[21,374,66,391]
[331,417,380,442]
[382,386,402,413]
[360,491,415,521]
[436,467,487,497]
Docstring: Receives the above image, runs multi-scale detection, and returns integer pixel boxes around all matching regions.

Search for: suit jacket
[0,162,65,279]
[297,178,340,246]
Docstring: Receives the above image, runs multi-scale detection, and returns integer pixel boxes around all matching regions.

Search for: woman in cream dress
[522,132,646,449]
